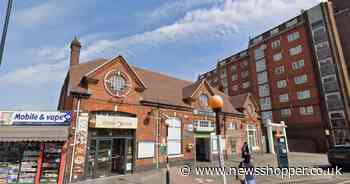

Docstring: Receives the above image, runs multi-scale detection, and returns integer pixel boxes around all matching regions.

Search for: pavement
[73,152,350,184]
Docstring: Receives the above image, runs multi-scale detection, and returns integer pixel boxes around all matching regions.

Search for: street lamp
[208,95,227,184]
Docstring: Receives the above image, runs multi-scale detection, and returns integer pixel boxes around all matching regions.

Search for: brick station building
[57,38,262,182]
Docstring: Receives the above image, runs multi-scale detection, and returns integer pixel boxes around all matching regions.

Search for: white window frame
[232,84,239,91]
[258,84,270,97]
[256,59,266,72]
[273,52,283,62]
[166,117,182,155]
[294,74,308,85]
[297,90,311,100]
[275,66,285,75]
[287,31,300,42]
[277,80,287,88]
[271,40,281,49]
[289,45,302,56]
[300,106,314,116]
[260,97,272,110]
[279,93,289,103]
[257,71,268,84]
[292,59,305,70]
[281,108,292,117]
[243,81,250,89]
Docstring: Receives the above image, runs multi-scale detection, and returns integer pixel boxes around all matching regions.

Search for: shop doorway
[87,138,132,178]
[196,138,210,161]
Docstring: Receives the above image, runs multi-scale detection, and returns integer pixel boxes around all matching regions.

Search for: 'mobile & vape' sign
[11,111,71,125]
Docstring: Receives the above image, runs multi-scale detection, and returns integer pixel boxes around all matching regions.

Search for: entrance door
[95,139,112,178]
[196,138,210,161]
[111,139,126,174]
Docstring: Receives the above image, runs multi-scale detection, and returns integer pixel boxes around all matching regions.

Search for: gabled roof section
[84,55,147,90]
[63,57,243,115]
[182,79,214,100]
[229,93,259,110]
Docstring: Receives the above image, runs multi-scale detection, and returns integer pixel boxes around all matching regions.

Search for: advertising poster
[73,113,89,175]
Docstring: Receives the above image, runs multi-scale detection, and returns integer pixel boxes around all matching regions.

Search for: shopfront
[85,112,136,179]
[0,111,71,184]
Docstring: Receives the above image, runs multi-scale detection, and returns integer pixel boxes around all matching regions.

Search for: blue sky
[0,0,323,110]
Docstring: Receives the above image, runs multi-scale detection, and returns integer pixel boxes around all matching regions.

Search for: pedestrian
[241,142,250,159]
[238,154,256,184]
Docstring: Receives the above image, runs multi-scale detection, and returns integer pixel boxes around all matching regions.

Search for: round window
[104,70,131,97]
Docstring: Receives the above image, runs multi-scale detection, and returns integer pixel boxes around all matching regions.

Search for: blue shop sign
[11,111,71,126]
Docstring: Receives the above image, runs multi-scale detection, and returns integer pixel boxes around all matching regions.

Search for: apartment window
[241,71,249,78]
[261,111,273,124]
[275,66,285,75]
[300,106,314,116]
[323,75,339,93]
[258,84,270,97]
[297,90,311,100]
[316,42,331,60]
[273,52,283,62]
[286,18,298,28]
[289,45,302,56]
[277,80,287,88]
[232,74,238,81]
[329,111,345,128]
[232,84,239,91]
[287,31,300,42]
[319,58,336,76]
[279,93,289,103]
[220,69,227,79]
[260,97,272,110]
[241,60,249,68]
[243,81,250,89]
[254,48,264,60]
[271,40,281,49]
[240,51,247,57]
[313,27,328,44]
[326,93,344,110]
[281,108,292,117]
[231,65,237,72]
[292,60,305,70]
[257,71,268,84]
[294,74,308,85]
[270,28,279,35]
[256,59,266,72]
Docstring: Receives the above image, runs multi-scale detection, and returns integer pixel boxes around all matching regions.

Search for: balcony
[320,64,336,76]
[324,81,339,93]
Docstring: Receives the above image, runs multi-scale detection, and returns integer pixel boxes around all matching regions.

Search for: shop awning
[0,126,69,142]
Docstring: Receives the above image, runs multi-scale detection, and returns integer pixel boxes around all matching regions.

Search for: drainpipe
[155,107,159,169]
[69,97,81,182]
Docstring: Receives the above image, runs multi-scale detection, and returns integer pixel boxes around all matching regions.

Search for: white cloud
[14,1,72,27]
[146,0,224,22]
[80,0,323,58]
[1,0,324,87]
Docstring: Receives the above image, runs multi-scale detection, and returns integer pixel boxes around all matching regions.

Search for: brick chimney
[70,37,81,66]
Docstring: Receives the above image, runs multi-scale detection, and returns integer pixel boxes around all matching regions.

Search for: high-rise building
[331,0,350,78]
[199,2,350,153]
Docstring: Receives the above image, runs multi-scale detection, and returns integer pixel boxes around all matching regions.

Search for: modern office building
[199,1,350,153]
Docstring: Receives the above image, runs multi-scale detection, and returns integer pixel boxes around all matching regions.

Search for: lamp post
[164,118,170,184]
[208,95,227,184]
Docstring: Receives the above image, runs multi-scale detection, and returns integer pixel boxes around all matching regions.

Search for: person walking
[241,142,251,159]
[237,154,256,184]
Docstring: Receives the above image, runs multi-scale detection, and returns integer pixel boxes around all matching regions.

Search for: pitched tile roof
[66,57,242,114]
